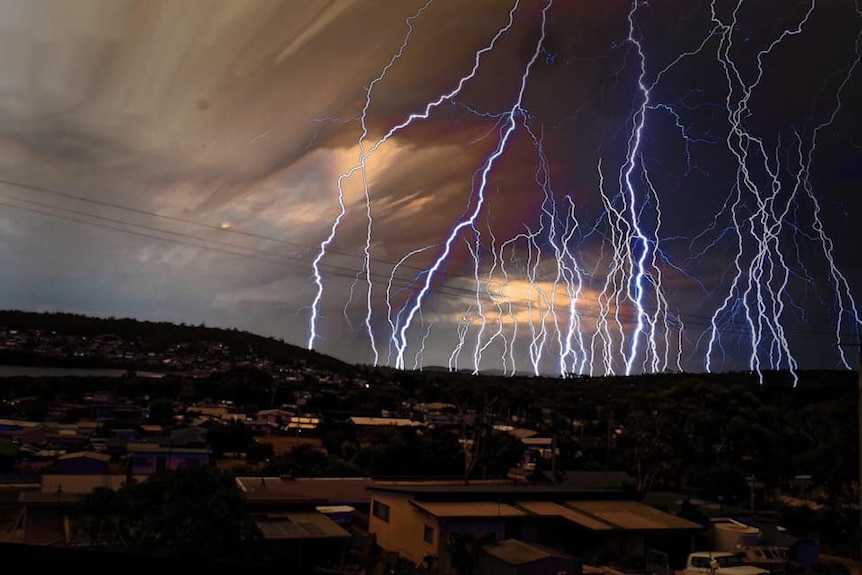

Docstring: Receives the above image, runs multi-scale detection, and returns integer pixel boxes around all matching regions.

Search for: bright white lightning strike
[304,0,862,379]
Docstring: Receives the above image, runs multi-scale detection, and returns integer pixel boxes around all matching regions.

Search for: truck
[680,552,771,575]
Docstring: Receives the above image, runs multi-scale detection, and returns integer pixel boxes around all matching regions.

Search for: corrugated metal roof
[370,480,617,494]
[510,428,540,439]
[412,501,526,518]
[57,451,110,462]
[517,500,615,530]
[254,512,350,540]
[565,500,702,531]
[237,477,373,503]
[521,437,553,446]
[126,443,210,454]
[483,539,551,565]
[349,417,421,427]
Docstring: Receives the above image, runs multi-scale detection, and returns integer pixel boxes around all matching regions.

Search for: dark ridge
[0,310,855,392]
[0,309,352,374]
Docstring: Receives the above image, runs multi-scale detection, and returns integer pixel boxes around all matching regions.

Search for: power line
[0,177,443,278]
[0,180,849,340]
[0,194,486,301]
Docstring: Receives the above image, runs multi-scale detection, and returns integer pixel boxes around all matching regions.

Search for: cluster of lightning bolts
[307,0,862,384]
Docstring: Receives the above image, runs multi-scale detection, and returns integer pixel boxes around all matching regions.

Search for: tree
[456,395,499,484]
[246,440,275,464]
[615,407,671,494]
[476,431,525,478]
[148,397,176,427]
[264,444,329,477]
[78,486,121,546]
[418,427,463,477]
[75,466,260,562]
[354,427,421,477]
[207,421,255,458]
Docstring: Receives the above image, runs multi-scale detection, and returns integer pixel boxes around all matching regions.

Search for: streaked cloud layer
[0,0,859,375]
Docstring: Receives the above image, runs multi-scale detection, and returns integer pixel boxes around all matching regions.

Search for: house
[254,511,352,572]
[417,403,460,427]
[139,424,164,437]
[44,431,88,452]
[480,538,581,575]
[127,443,211,474]
[237,476,374,512]
[87,402,146,423]
[367,479,701,573]
[169,426,207,447]
[349,417,423,445]
[74,421,99,438]
[187,406,229,419]
[284,415,321,432]
[0,420,48,445]
[87,437,128,458]
[349,417,423,428]
[111,428,138,441]
[55,452,111,475]
[256,409,294,427]
[521,437,554,462]
[41,474,145,494]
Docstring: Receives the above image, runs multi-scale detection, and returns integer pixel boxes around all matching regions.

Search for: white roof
[349,417,421,427]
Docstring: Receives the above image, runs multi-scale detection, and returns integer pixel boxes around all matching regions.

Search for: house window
[372,500,390,522]
[423,525,434,544]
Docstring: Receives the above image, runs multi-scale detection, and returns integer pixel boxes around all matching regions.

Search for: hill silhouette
[0,309,351,374]
[0,310,856,391]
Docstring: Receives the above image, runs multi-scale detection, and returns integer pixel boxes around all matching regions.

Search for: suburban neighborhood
[0,312,855,574]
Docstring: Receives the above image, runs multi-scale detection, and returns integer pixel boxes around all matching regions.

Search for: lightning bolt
[393,1,553,370]
[308,0,433,357]
[705,0,816,385]
[308,0,522,353]
[303,0,860,379]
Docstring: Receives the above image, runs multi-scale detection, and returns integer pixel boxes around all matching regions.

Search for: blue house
[55,452,111,475]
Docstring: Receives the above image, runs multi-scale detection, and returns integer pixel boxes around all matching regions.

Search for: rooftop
[483,538,573,566]
[413,501,527,519]
[368,479,628,501]
[564,500,702,531]
[236,476,374,504]
[127,443,210,454]
[57,451,111,463]
[254,512,351,540]
[349,417,421,427]
[517,500,615,531]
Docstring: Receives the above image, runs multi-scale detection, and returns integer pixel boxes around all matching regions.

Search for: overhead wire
[0,178,847,340]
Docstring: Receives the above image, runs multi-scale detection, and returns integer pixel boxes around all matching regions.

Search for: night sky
[0,0,859,377]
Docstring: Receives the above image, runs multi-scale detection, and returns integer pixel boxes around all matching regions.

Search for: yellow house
[369,483,527,572]
[367,481,702,573]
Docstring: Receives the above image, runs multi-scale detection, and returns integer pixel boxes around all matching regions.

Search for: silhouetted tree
[75,466,260,561]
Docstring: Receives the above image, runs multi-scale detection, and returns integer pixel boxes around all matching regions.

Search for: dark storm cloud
[0,0,859,373]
